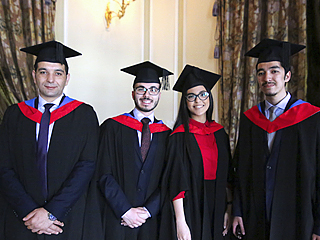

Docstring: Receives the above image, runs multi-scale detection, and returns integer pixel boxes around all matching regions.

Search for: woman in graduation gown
[160,65,232,240]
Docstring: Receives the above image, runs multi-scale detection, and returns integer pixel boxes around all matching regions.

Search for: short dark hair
[255,62,290,75]
[34,62,69,75]
[132,81,161,90]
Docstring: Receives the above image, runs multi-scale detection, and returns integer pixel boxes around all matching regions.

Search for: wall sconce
[105,0,136,28]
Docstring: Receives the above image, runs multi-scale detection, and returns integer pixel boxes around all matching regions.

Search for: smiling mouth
[140,98,153,104]
[194,105,204,109]
[45,86,57,89]
[262,82,275,87]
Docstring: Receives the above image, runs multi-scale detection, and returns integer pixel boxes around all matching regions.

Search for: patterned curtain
[217,0,306,154]
[0,0,56,122]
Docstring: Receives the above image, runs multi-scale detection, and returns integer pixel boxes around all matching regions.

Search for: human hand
[136,207,150,220]
[312,233,320,240]
[35,227,63,235]
[23,208,64,235]
[176,219,191,240]
[121,208,146,228]
[222,206,232,236]
[232,216,245,239]
[121,207,150,227]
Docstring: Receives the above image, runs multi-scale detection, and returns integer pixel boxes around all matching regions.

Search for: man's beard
[261,81,278,97]
[134,97,159,113]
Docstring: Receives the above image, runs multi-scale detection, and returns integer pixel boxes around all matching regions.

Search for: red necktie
[141,118,151,161]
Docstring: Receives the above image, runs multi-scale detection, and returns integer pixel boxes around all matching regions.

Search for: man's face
[32,61,70,102]
[256,61,291,99]
[132,82,161,114]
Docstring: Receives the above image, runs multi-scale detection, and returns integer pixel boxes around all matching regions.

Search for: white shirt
[133,108,154,147]
[264,92,291,119]
[36,94,64,150]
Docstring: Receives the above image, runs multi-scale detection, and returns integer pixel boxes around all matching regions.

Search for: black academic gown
[0,97,102,240]
[159,121,231,240]
[233,97,320,240]
[98,112,170,240]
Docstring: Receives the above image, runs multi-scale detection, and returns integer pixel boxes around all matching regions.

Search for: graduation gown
[233,97,320,239]
[98,113,170,240]
[160,120,231,240]
[0,96,102,240]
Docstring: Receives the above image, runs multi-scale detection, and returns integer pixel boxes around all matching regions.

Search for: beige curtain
[218,0,306,154]
[0,0,56,122]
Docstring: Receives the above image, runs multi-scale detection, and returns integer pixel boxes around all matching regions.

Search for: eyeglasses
[134,86,160,96]
[186,91,210,102]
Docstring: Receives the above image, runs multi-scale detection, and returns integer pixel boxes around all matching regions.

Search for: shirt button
[137,188,141,192]
[141,170,144,174]
[267,166,272,169]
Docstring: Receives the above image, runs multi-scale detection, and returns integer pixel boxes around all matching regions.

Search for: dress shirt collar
[265,92,291,111]
[38,94,64,112]
[133,108,154,123]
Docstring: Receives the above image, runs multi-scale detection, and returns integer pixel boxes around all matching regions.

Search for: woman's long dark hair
[173,85,214,134]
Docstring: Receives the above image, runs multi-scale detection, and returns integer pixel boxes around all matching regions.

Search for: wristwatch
[48,212,57,221]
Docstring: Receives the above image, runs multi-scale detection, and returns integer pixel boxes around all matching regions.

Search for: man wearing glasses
[98,61,172,240]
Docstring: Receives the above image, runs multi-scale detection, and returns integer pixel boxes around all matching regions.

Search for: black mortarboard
[173,65,221,93]
[121,61,173,90]
[245,38,305,72]
[20,40,81,70]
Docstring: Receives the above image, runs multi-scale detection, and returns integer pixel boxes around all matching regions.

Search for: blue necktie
[37,103,54,198]
[141,118,151,161]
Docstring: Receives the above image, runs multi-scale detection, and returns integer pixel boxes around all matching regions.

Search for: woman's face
[186,85,210,122]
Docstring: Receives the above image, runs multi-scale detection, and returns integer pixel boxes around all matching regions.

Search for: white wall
[183,0,220,121]
[55,0,219,126]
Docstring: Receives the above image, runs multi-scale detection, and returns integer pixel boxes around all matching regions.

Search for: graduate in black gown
[98,61,172,240]
[0,41,102,239]
[160,65,232,240]
[232,39,320,240]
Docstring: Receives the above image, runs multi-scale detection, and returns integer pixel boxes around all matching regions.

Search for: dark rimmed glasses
[134,86,160,96]
[186,91,209,102]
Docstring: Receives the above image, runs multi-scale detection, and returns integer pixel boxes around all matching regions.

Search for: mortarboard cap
[121,61,173,90]
[173,65,221,93]
[20,40,81,70]
[245,38,305,72]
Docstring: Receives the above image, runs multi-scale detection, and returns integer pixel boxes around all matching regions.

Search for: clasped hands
[121,207,150,228]
[23,207,64,235]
